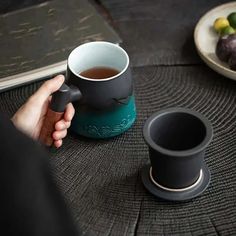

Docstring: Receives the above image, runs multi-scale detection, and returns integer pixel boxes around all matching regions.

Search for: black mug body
[66,41,133,109]
[67,67,132,109]
[65,41,136,139]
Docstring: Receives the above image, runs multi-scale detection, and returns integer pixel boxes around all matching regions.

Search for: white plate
[194,2,236,80]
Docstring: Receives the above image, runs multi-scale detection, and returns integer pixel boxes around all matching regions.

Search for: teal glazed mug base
[71,96,136,139]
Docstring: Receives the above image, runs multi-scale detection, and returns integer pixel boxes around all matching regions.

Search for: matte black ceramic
[63,41,136,138]
[143,108,213,190]
[66,41,133,109]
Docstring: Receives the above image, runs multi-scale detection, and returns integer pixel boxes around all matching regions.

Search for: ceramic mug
[67,41,136,138]
[39,41,136,144]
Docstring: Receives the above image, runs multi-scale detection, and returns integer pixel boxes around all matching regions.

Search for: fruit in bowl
[216,34,236,62]
[228,51,236,70]
[214,12,236,71]
[214,17,230,33]
[220,26,235,36]
[228,12,236,28]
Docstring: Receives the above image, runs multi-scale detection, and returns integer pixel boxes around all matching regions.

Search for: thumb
[32,75,65,103]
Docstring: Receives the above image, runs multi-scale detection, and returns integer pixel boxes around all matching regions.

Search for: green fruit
[227,12,236,28]
[220,26,235,36]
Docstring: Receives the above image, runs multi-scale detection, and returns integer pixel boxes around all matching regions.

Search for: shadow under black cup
[143,108,213,190]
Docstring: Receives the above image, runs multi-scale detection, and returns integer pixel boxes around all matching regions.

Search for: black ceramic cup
[67,41,133,109]
[39,42,136,145]
[143,108,213,190]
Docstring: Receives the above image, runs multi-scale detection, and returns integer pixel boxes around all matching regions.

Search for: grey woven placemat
[1,65,236,235]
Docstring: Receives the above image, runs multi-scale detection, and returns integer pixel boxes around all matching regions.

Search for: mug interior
[149,112,206,151]
[68,41,129,80]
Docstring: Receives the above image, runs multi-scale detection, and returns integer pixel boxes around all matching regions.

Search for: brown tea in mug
[80,67,119,80]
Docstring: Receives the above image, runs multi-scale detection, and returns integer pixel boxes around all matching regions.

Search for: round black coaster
[141,164,211,201]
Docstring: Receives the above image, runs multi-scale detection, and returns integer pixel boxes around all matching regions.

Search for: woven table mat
[1,65,236,235]
[100,0,229,67]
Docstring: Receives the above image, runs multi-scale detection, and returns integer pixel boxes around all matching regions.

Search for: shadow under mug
[143,108,213,189]
[66,41,136,138]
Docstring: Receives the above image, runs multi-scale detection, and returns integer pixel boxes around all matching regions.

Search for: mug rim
[143,107,213,157]
[67,41,129,82]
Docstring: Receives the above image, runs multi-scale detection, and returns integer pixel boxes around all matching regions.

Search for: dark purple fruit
[228,51,236,70]
[216,34,236,62]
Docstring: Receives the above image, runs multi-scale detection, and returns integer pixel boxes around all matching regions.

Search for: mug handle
[39,83,82,147]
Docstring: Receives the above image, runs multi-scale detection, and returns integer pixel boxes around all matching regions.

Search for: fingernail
[55,75,64,81]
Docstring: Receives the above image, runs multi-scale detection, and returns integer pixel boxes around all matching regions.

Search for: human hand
[12,75,75,148]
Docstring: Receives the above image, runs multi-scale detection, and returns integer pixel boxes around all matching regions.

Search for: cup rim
[143,107,213,157]
[67,41,129,82]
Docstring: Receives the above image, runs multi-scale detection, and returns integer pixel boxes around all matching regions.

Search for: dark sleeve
[0,115,80,236]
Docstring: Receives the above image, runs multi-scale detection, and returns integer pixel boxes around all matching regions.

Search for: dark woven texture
[1,65,236,235]
[1,0,236,235]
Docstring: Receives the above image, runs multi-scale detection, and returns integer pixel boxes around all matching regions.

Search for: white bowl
[194,2,236,80]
